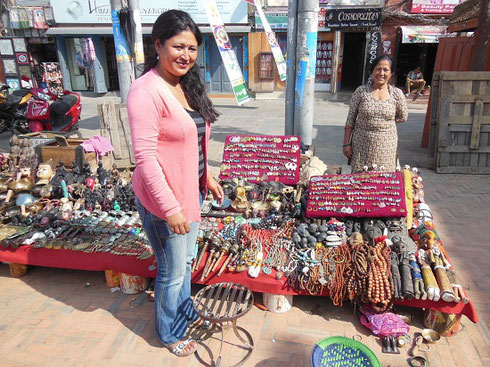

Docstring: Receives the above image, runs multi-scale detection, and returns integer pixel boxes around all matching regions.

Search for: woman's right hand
[343,145,352,160]
[167,211,190,234]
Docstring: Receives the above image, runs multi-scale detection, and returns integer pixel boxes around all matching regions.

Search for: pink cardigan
[127,69,210,223]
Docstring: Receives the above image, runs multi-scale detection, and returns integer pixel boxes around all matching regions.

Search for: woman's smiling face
[155,29,198,78]
[372,59,392,86]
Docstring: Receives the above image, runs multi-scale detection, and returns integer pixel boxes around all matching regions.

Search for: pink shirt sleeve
[127,81,182,217]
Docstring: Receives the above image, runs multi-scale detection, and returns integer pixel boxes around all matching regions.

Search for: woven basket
[311,336,381,367]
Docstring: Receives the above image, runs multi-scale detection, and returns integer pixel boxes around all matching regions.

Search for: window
[259,52,274,80]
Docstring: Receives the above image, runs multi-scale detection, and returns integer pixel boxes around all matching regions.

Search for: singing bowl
[422,329,440,344]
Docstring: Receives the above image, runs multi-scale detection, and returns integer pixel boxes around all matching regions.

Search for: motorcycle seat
[12,88,30,98]
[50,94,79,131]
[50,95,78,117]
[6,94,22,105]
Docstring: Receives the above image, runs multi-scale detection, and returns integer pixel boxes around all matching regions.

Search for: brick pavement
[0,97,489,366]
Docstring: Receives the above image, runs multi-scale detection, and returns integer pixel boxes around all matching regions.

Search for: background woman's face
[156,30,198,78]
[372,59,392,85]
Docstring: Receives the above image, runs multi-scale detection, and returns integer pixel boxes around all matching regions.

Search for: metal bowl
[422,328,440,343]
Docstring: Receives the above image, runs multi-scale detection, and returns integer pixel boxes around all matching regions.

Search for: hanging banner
[254,0,287,81]
[111,10,131,62]
[203,0,251,105]
[364,31,382,83]
[33,7,49,29]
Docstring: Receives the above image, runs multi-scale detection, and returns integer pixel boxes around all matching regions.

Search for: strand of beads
[329,243,352,306]
[347,244,370,303]
[367,240,393,312]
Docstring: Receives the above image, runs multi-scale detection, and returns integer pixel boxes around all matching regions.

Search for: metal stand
[193,283,254,367]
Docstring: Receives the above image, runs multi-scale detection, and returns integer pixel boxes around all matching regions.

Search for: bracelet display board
[306,171,407,218]
[219,135,301,185]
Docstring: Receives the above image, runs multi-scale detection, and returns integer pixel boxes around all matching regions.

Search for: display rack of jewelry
[306,171,407,218]
[219,135,301,185]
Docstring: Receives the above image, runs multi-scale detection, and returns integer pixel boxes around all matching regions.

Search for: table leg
[232,320,254,350]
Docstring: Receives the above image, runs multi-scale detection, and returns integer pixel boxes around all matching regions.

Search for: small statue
[97,162,109,187]
[111,163,120,182]
[231,179,248,213]
[60,197,73,221]
[82,162,92,178]
[409,253,427,300]
[119,168,132,186]
[390,252,402,299]
[35,161,55,185]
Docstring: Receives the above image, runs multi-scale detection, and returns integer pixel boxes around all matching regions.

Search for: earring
[156,54,160,60]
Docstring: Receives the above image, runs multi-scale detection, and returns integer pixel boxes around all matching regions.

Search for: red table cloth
[0,246,478,323]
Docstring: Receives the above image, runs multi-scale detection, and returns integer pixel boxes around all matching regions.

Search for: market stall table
[0,245,478,323]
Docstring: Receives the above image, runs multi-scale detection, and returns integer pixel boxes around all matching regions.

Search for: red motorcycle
[26,88,82,133]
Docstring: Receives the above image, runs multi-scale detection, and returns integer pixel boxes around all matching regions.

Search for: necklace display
[306,171,407,218]
[219,135,301,185]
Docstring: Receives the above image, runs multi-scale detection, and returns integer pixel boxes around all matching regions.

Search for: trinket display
[306,172,407,218]
[219,135,301,185]
[0,134,152,260]
[0,136,476,336]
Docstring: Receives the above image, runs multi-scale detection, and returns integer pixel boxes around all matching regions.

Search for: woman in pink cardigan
[127,10,223,357]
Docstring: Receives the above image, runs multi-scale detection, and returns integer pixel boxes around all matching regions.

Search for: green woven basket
[311,336,381,367]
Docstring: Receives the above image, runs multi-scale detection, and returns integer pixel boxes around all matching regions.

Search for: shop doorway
[208,35,244,94]
[396,43,438,88]
[103,37,119,91]
[65,38,95,91]
[341,32,366,91]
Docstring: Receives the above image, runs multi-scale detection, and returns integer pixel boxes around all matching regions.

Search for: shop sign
[325,8,381,29]
[400,26,448,43]
[255,10,327,30]
[254,12,288,30]
[364,31,381,83]
[319,0,383,6]
[16,0,50,5]
[50,0,247,24]
[411,0,461,14]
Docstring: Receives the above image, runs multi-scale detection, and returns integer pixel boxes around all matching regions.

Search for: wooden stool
[193,282,254,367]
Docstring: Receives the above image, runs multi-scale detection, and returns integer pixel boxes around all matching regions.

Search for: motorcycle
[0,84,32,134]
[26,88,82,133]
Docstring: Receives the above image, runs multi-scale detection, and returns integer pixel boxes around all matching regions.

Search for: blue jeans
[136,199,199,345]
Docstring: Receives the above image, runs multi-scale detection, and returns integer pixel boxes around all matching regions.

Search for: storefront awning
[45,25,251,36]
[400,26,448,43]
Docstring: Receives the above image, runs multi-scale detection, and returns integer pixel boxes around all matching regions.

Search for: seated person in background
[406,66,426,96]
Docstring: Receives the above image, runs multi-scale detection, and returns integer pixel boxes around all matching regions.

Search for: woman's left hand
[207,175,224,204]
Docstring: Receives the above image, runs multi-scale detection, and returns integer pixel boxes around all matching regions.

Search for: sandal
[165,338,197,357]
[146,291,155,303]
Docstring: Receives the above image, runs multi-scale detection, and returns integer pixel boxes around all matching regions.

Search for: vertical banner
[253,0,287,81]
[295,57,307,106]
[111,10,131,62]
[203,0,251,105]
[305,32,318,80]
[364,31,381,83]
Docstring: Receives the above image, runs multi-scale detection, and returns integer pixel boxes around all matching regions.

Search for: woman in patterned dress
[343,55,408,173]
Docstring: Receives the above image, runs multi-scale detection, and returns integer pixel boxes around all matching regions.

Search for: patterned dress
[345,84,408,173]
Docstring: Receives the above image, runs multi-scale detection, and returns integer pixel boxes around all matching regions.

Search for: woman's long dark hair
[143,10,219,123]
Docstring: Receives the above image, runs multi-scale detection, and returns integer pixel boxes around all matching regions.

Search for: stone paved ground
[0,96,489,366]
